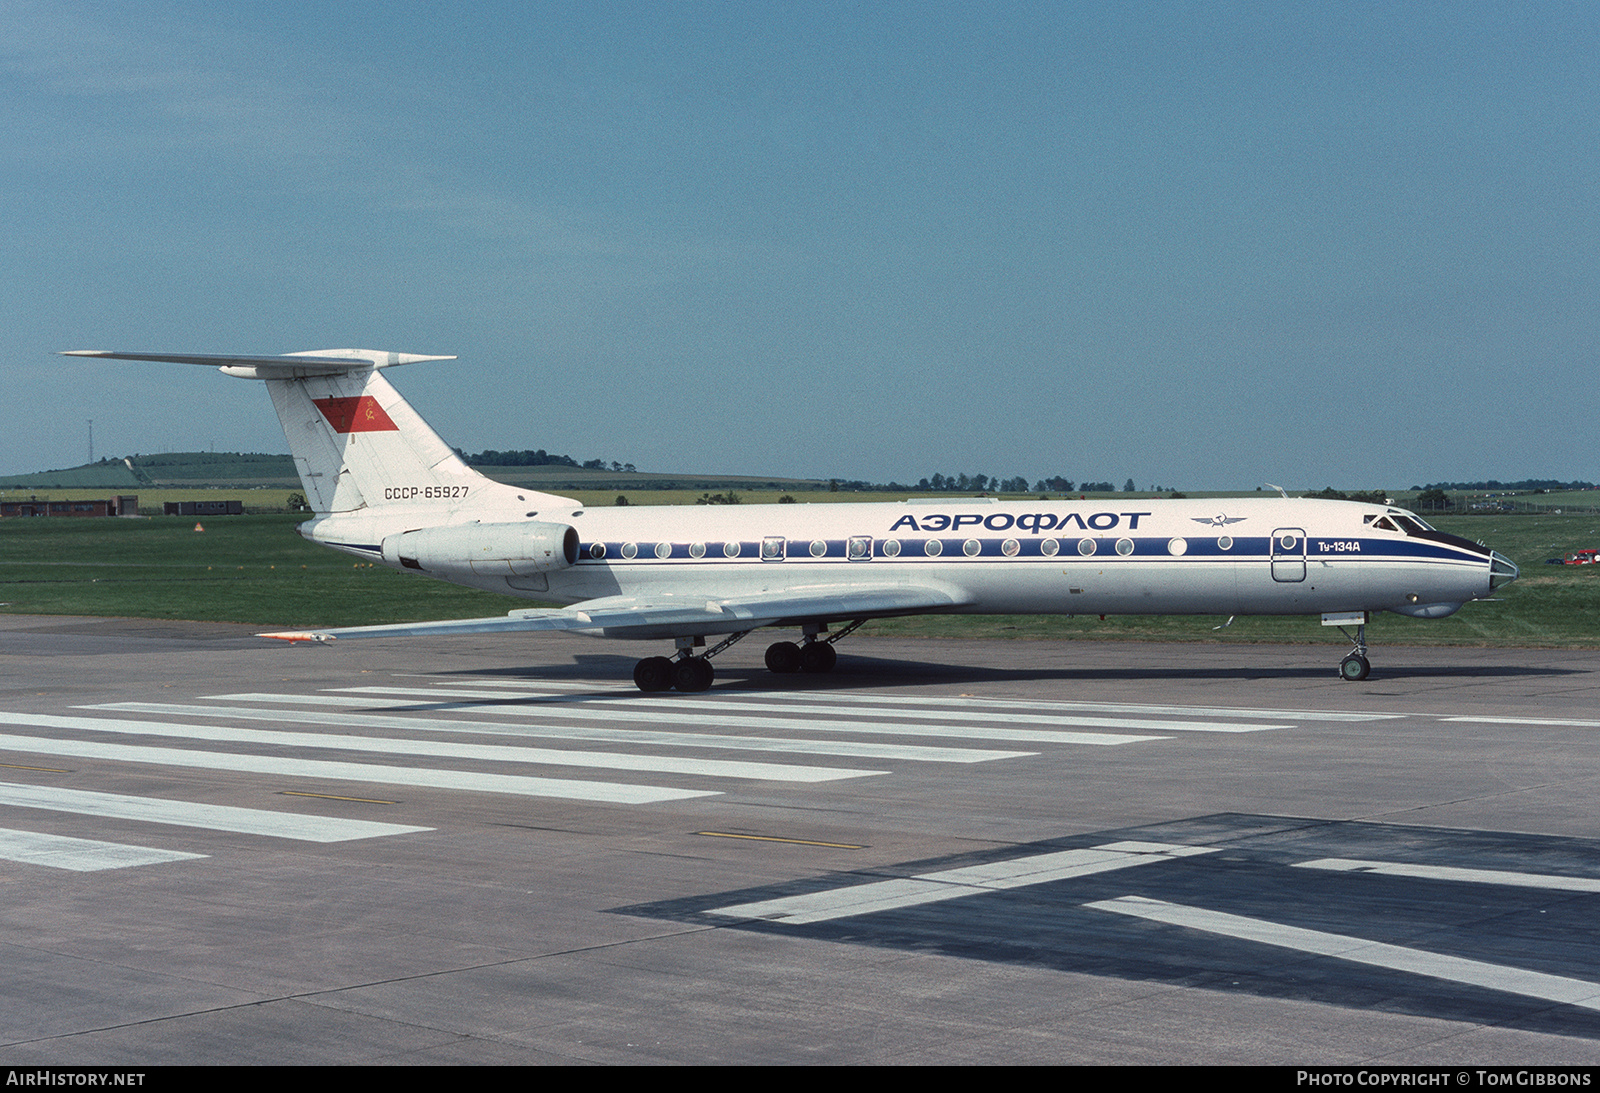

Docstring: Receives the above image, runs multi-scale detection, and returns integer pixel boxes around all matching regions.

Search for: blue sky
[3,1,1595,490]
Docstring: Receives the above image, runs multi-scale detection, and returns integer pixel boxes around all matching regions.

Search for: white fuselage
[303,495,1510,637]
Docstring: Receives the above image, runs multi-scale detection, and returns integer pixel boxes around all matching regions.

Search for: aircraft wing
[260,583,973,643]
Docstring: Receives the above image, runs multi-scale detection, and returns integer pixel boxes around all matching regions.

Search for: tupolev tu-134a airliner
[65,348,1519,691]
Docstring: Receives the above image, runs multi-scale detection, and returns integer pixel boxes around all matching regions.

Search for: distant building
[163,500,244,516]
[1,495,138,518]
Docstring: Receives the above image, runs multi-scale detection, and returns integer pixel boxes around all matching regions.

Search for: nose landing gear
[1339,650,1371,681]
[1322,612,1373,681]
[1336,621,1370,681]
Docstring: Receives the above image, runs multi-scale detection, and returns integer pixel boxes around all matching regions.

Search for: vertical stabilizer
[264,366,480,513]
[60,348,576,515]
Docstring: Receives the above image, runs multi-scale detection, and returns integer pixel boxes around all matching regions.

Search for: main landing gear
[632,630,751,693]
[764,639,835,674]
[630,620,865,693]
[765,620,862,677]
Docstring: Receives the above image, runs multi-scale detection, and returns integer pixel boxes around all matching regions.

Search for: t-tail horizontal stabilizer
[61,349,456,378]
[65,348,575,517]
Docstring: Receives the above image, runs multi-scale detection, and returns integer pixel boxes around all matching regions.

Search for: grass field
[0,514,523,628]
[0,485,1143,513]
[1,509,1596,645]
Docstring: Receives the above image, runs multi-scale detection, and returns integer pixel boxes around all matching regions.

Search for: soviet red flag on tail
[313,396,398,433]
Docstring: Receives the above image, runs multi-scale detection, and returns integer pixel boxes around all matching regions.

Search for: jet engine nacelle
[382,521,579,578]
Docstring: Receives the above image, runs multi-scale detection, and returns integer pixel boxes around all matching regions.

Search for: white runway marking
[214,691,1166,746]
[385,685,1291,733]
[769,693,1400,723]
[0,728,716,804]
[449,678,1396,722]
[0,781,430,842]
[1443,716,1600,728]
[708,841,1215,925]
[0,673,1327,832]
[97,701,1031,765]
[336,685,1279,733]
[1087,895,1600,1012]
[1296,857,1600,893]
[58,708,881,783]
[0,827,204,872]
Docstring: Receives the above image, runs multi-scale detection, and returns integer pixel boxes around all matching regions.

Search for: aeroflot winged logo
[1193,514,1247,528]
[314,396,398,434]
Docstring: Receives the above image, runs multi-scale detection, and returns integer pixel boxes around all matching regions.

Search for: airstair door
[1271,528,1306,582]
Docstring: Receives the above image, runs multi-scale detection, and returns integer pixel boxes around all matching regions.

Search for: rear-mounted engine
[382,521,579,577]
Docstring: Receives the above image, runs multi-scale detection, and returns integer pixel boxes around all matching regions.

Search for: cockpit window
[1376,508,1440,534]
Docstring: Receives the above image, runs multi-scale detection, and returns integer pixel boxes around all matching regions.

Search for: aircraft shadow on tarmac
[446,652,1582,690]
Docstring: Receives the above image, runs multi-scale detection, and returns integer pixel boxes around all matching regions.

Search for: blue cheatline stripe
[571,536,1482,564]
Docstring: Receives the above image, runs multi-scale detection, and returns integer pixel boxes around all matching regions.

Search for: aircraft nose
[1489,551,1518,590]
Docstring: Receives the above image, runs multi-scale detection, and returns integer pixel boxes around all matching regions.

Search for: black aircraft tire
[799,642,837,673]
[765,641,802,674]
[1339,654,1371,682]
[673,657,715,692]
[633,656,675,692]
